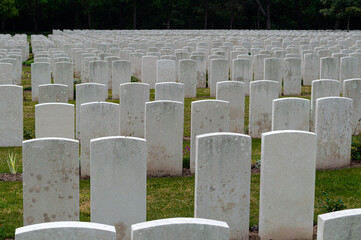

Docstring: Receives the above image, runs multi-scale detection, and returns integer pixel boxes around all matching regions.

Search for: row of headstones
[15,207,361,240]
[21,133,360,240]
[15,218,231,240]
[32,79,356,173]
[1,77,359,171]
[47,30,361,76]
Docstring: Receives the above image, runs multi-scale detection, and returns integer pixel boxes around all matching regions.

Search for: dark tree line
[1,0,361,32]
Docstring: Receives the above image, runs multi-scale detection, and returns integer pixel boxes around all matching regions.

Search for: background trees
[2,0,361,32]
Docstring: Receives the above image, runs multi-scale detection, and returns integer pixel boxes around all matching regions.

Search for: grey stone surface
[0,85,23,146]
[23,138,79,225]
[195,132,251,240]
[15,221,116,240]
[38,84,68,104]
[315,97,353,169]
[317,209,361,240]
[119,83,149,138]
[75,83,106,138]
[131,218,230,240]
[259,130,317,240]
[35,103,74,139]
[249,80,279,138]
[80,102,120,177]
[91,136,146,240]
[272,97,310,131]
[190,100,230,173]
[145,101,184,177]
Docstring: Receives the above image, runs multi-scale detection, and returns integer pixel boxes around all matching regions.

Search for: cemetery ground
[0,65,360,239]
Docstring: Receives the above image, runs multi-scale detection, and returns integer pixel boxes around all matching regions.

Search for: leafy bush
[22,59,34,66]
[254,159,261,169]
[7,152,18,174]
[131,76,140,82]
[351,135,361,160]
[23,128,34,140]
[317,192,346,213]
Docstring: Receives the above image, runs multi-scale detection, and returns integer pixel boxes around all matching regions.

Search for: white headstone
[315,97,353,169]
[310,79,340,132]
[317,209,361,240]
[249,80,279,138]
[0,85,23,146]
[190,100,230,173]
[145,101,184,176]
[31,62,51,101]
[131,218,230,240]
[112,60,131,99]
[0,63,13,84]
[232,58,252,96]
[23,138,79,225]
[209,59,229,97]
[272,97,310,131]
[119,83,149,138]
[80,102,120,177]
[216,81,245,133]
[155,82,184,103]
[54,62,74,100]
[264,58,282,94]
[91,136,146,240]
[303,53,320,86]
[89,60,108,96]
[156,60,176,83]
[195,132,251,240]
[76,83,106,138]
[343,79,361,135]
[142,55,158,89]
[15,221,116,240]
[283,57,301,95]
[178,59,197,98]
[259,130,317,240]
[38,84,68,104]
[35,103,74,139]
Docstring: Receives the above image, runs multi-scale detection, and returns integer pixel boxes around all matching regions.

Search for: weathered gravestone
[119,83,149,138]
[343,79,361,135]
[75,83,106,138]
[131,218,230,240]
[317,209,361,240]
[0,85,23,146]
[80,102,120,177]
[190,100,230,173]
[178,59,197,98]
[216,81,245,133]
[35,103,74,139]
[272,97,310,131]
[259,130,317,240]
[38,84,68,104]
[54,62,74,100]
[31,62,51,101]
[249,80,279,138]
[23,138,79,225]
[145,101,184,177]
[310,79,340,132]
[315,97,353,169]
[112,60,131,99]
[91,136,146,240]
[15,222,116,240]
[155,82,184,103]
[195,132,251,240]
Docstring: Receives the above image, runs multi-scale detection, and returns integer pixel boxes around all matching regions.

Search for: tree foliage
[1,0,361,32]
